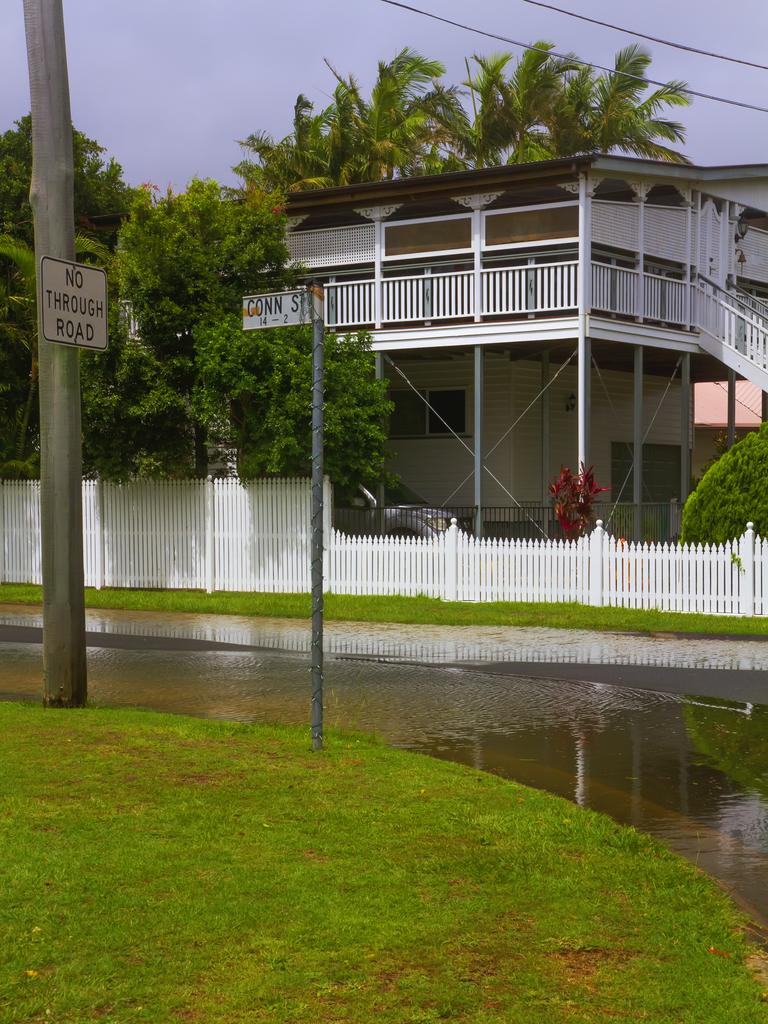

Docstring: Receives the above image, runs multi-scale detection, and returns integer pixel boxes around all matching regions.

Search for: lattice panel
[738,225,768,284]
[592,201,638,252]
[288,223,375,268]
[644,205,688,263]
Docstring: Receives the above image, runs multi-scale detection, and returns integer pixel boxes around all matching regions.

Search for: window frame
[389,386,468,438]
[482,200,579,252]
[382,212,473,262]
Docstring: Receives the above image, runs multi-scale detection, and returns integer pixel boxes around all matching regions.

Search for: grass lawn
[0,704,765,1023]
[1,582,768,636]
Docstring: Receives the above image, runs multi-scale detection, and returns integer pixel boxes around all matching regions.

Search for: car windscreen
[384,481,428,505]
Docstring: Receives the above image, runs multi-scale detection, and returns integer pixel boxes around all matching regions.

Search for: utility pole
[23,0,87,706]
[309,283,325,751]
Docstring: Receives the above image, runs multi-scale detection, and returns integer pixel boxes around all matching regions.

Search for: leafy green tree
[681,425,768,544]
[193,317,391,491]
[84,178,291,479]
[0,115,132,245]
[0,232,110,479]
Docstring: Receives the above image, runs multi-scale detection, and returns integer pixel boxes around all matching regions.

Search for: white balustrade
[325,280,375,328]
[643,273,687,325]
[482,261,578,315]
[591,262,637,316]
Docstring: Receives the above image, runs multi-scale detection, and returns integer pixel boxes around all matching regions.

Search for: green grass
[2,582,768,635]
[0,704,765,1023]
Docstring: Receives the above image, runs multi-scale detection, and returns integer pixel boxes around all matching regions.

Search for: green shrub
[681,423,768,543]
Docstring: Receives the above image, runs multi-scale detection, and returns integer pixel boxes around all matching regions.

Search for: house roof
[285,154,768,217]
[695,381,764,428]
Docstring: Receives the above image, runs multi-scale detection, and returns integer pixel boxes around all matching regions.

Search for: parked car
[334,482,463,538]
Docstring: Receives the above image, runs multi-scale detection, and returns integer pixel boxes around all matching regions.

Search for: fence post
[0,480,4,585]
[589,519,605,606]
[204,475,215,594]
[93,479,105,590]
[445,518,459,601]
[740,521,755,617]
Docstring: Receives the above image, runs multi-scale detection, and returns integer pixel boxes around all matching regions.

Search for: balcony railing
[324,260,694,330]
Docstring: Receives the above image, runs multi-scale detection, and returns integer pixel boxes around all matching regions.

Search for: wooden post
[540,351,550,502]
[727,369,737,448]
[474,345,484,538]
[633,346,644,543]
[24,0,87,707]
[577,174,590,470]
[680,353,691,505]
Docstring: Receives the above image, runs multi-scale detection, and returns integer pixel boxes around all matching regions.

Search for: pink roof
[695,382,763,428]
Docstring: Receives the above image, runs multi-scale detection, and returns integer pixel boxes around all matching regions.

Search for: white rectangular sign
[242,288,309,330]
[40,256,108,351]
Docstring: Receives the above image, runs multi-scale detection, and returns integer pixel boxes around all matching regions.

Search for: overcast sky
[2,0,768,193]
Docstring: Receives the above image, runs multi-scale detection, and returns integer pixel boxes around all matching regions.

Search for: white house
[285,155,768,539]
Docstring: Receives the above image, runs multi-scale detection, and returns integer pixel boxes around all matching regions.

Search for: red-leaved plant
[549,463,608,539]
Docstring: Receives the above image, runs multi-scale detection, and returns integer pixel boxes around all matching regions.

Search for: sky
[2,0,768,193]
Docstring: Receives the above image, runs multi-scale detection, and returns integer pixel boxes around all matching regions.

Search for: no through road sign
[40,256,108,351]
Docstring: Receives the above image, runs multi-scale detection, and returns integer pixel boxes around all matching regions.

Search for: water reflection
[2,640,767,924]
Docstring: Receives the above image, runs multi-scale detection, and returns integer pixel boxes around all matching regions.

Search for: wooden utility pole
[23,0,87,706]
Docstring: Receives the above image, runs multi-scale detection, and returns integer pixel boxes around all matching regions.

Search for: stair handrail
[695,272,768,327]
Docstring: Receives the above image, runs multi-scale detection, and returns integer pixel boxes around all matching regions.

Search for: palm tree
[235,48,451,190]
[324,48,450,182]
[546,45,691,163]
[235,95,335,193]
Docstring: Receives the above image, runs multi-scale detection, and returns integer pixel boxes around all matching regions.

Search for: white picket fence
[0,479,764,616]
[326,520,763,615]
[0,478,330,593]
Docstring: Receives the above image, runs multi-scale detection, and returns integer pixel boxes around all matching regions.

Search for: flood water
[1,608,767,927]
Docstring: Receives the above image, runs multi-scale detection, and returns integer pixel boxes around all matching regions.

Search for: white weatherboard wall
[1,478,330,594]
[384,354,683,506]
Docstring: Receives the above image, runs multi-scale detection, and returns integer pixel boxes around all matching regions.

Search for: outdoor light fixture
[565,392,576,412]
[735,211,749,243]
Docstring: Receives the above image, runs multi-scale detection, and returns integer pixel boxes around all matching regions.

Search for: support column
[682,188,693,328]
[727,368,736,448]
[633,346,644,543]
[354,204,401,330]
[680,353,691,505]
[474,345,484,538]
[762,391,768,423]
[374,352,386,533]
[541,350,550,501]
[577,174,590,469]
[631,183,649,321]
[452,192,502,323]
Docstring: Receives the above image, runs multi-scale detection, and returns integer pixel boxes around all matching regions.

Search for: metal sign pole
[309,284,325,751]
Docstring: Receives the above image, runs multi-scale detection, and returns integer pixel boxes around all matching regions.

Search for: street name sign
[242,288,309,330]
[40,256,108,351]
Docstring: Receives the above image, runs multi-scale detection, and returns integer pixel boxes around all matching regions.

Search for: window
[611,442,681,502]
[484,204,578,249]
[384,216,471,259]
[390,388,466,437]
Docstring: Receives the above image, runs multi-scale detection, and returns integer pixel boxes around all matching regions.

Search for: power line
[523,0,768,73]
[378,0,768,115]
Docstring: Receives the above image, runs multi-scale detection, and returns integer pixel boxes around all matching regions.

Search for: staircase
[694,275,768,393]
